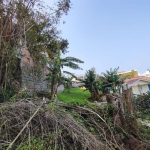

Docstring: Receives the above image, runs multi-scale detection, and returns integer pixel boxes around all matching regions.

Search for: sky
[45,0,150,76]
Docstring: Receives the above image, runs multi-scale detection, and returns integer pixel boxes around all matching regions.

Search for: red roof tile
[124,76,150,85]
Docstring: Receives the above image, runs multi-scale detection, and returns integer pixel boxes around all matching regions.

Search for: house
[138,70,150,77]
[71,77,83,87]
[123,76,150,96]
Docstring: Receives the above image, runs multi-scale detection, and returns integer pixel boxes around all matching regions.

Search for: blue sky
[45,0,150,76]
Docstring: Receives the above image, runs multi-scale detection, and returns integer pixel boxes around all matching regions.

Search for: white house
[138,70,150,77]
[123,76,150,96]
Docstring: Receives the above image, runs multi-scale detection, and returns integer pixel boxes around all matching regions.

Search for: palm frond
[63,71,77,78]
[61,57,84,63]
[62,62,83,70]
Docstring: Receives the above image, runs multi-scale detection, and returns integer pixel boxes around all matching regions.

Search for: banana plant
[79,69,100,100]
[46,43,84,99]
[100,67,123,93]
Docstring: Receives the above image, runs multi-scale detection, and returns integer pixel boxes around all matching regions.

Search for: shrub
[135,92,150,114]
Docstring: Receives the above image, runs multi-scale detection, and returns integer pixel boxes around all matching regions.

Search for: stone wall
[21,69,50,94]
[20,46,50,94]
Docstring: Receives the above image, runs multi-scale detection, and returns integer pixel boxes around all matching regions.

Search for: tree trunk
[123,89,139,137]
[67,83,71,93]
[51,77,57,100]
[106,89,139,137]
[106,94,126,127]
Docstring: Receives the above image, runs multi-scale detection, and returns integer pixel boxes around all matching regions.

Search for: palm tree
[46,44,84,99]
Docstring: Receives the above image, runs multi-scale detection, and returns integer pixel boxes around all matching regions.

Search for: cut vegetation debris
[0,100,109,150]
[1,98,150,150]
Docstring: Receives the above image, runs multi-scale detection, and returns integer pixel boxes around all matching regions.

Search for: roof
[124,76,150,85]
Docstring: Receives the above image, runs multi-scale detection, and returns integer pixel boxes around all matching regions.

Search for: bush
[135,92,150,115]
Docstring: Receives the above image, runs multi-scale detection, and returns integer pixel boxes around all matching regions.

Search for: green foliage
[138,122,150,141]
[81,68,97,93]
[80,68,101,100]
[0,83,18,103]
[100,67,123,93]
[134,92,150,140]
[10,87,27,102]
[16,136,54,150]
[57,88,90,106]
[80,67,122,100]
[135,92,150,115]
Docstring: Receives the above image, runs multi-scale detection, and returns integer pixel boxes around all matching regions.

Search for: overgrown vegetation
[1,96,150,150]
[134,92,150,141]
[0,0,150,149]
[135,92,150,118]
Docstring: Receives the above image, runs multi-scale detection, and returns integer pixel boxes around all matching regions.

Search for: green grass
[57,88,90,105]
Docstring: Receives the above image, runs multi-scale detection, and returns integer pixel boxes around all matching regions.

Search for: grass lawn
[57,88,90,105]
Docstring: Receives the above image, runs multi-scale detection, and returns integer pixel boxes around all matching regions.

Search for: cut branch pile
[0,97,150,150]
[0,100,108,150]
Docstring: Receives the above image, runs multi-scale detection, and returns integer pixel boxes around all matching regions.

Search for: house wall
[132,84,149,95]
